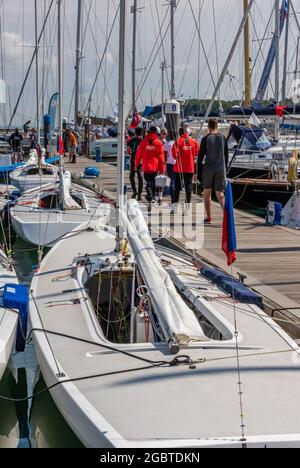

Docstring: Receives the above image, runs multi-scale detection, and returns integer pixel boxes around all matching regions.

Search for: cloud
[2,32,33,64]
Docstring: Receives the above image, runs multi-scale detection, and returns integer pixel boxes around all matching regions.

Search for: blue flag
[222,181,237,266]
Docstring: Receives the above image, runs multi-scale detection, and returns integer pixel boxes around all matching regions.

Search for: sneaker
[137,195,142,202]
[170,204,179,215]
[204,217,213,225]
[132,192,137,200]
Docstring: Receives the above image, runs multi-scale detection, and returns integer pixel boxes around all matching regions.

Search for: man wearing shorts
[198,118,229,224]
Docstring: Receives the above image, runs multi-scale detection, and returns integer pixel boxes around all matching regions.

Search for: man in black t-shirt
[198,118,229,224]
[9,128,23,153]
[127,127,143,200]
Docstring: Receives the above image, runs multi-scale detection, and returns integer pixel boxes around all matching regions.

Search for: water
[0,235,83,449]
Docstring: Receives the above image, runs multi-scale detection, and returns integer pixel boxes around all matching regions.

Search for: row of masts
[8,1,300,138]
[243,0,300,110]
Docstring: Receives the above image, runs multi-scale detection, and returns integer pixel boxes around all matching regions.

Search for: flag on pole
[130,111,141,129]
[57,135,65,155]
[275,105,287,118]
[48,92,59,137]
[222,180,237,266]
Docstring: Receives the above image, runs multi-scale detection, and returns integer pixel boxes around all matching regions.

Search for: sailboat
[10,149,60,192]
[29,1,300,448]
[10,171,111,247]
[0,251,19,382]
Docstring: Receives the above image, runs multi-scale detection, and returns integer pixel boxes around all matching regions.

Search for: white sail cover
[61,172,81,210]
[27,149,39,166]
[121,200,207,344]
[282,191,300,229]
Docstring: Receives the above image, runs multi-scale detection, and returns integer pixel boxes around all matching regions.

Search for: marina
[1,0,300,452]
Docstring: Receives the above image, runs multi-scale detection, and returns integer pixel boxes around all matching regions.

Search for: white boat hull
[11,209,109,247]
[29,223,300,448]
[0,309,18,382]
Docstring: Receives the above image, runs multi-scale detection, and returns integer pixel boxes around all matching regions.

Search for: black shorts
[202,166,226,192]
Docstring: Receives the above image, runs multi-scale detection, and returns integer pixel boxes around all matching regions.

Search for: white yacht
[10,172,111,247]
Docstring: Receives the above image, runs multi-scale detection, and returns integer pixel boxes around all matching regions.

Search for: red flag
[276,106,287,118]
[130,111,141,129]
[57,135,65,155]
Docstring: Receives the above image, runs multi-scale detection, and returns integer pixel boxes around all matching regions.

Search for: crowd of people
[7,117,228,223]
[128,118,228,223]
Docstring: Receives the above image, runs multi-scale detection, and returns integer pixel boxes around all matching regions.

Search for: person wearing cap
[135,126,166,209]
[198,118,228,224]
[171,127,198,212]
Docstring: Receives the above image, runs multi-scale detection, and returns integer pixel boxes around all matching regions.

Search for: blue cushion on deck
[201,267,263,307]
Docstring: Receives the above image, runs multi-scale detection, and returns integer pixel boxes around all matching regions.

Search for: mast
[57,0,63,137]
[282,0,290,105]
[275,0,280,139]
[34,0,41,146]
[243,0,251,107]
[116,0,127,251]
[161,61,166,123]
[170,0,176,100]
[75,0,83,132]
[293,36,300,114]
[6,0,54,133]
[131,0,137,112]
[201,0,255,130]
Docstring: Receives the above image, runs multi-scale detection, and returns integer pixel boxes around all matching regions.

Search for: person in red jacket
[171,127,197,211]
[135,126,166,207]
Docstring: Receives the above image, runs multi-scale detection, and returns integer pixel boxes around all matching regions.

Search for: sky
[1,0,300,127]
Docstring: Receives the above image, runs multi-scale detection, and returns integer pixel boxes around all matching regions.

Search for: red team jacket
[172,133,198,174]
[135,133,166,174]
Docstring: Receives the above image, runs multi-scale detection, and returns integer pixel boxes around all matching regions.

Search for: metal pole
[243,0,251,107]
[34,0,40,146]
[116,0,127,250]
[200,0,255,130]
[290,0,300,34]
[75,0,82,132]
[293,36,300,115]
[161,61,165,123]
[57,0,63,137]
[131,0,137,112]
[282,0,290,105]
[6,0,54,133]
[170,0,176,99]
[275,0,280,104]
[275,0,280,139]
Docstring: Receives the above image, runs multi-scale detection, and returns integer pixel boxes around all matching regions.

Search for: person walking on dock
[171,127,198,213]
[135,126,165,210]
[128,127,143,200]
[198,118,229,225]
[164,130,176,201]
[30,128,37,150]
[9,128,23,157]
[65,128,78,164]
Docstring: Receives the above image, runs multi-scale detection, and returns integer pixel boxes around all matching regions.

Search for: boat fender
[84,167,100,179]
[3,284,29,353]
[266,201,283,225]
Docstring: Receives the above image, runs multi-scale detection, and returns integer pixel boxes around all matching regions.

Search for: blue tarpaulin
[3,284,29,353]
